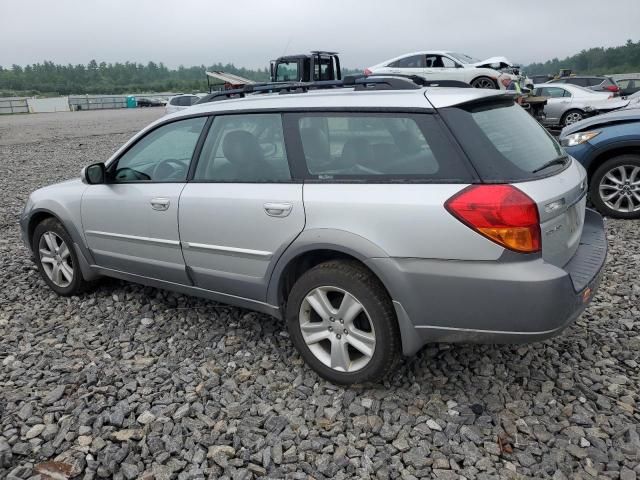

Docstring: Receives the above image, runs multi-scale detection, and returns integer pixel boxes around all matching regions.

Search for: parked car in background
[615,78,640,97]
[548,76,620,96]
[533,83,627,127]
[560,106,640,218]
[21,77,607,384]
[165,94,203,115]
[365,51,521,89]
[530,74,552,84]
[136,97,164,107]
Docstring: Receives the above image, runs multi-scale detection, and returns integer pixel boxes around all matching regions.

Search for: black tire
[589,155,640,219]
[32,218,91,296]
[470,76,498,89]
[561,109,584,127]
[286,260,400,385]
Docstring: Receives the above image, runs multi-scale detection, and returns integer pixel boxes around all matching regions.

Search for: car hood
[561,105,640,137]
[472,56,517,69]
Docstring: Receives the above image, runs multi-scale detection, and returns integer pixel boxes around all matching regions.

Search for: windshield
[449,52,481,64]
[440,100,567,182]
[275,61,300,82]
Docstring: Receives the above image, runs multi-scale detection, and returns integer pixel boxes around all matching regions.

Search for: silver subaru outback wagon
[21,77,607,384]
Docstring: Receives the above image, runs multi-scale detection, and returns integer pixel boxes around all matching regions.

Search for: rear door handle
[264,202,292,217]
[150,197,170,211]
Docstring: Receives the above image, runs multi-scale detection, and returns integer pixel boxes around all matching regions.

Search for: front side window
[293,113,471,181]
[194,114,291,182]
[111,117,206,182]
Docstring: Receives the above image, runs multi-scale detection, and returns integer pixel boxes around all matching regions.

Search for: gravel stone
[1,109,639,479]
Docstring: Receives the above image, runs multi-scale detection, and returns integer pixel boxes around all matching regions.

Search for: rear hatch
[439,97,587,267]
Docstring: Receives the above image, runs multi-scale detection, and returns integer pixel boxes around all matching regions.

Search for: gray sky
[2,0,639,69]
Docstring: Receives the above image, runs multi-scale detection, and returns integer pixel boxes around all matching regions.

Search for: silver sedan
[533,83,628,127]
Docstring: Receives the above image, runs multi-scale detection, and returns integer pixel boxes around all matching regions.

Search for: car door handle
[264,202,292,217]
[150,197,170,211]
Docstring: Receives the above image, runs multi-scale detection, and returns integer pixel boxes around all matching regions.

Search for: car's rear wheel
[590,155,640,219]
[561,109,584,127]
[32,218,91,296]
[286,260,400,385]
[471,76,498,89]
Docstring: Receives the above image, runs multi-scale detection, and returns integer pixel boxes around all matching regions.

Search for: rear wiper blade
[532,155,569,174]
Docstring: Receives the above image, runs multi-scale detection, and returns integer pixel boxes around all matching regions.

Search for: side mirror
[82,162,106,184]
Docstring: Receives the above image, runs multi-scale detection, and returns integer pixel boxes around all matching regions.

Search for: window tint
[396,55,426,68]
[194,114,291,182]
[617,79,630,89]
[586,78,604,87]
[441,101,566,182]
[314,58,334,80]
[276,61,300,82]
[426,55,455,68]
[112,117,206,182]
[294,113,471,181]
[566,78,589,87]
[169,97,181,105]
[540,87,569,98]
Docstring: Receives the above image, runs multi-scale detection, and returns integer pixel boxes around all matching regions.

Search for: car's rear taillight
[364,68,372,76]
[445,185,541,253]
[604,85,619,92]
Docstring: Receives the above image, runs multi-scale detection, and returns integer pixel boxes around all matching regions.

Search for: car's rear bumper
[367,209,607,355]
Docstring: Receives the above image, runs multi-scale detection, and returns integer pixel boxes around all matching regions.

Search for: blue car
[560,106,640,218]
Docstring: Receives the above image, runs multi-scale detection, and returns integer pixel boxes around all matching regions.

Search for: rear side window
[440,100,566,182]
[393,55,426,69]
[288,112,473,182]
[566,78,589,87]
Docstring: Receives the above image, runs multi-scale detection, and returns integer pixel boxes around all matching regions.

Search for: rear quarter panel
[302,183,505,260]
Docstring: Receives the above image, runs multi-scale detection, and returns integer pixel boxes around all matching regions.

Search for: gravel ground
[1,110,639,480]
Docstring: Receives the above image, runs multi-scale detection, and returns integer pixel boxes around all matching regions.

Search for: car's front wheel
[32,218,91,296]
[590,155,640,219]
[286,260,400,385]
[470,76,498,89]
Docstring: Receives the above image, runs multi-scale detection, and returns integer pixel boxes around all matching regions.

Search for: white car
[165,94,204,115]
[532,83,628,127]
[365,51,520,90]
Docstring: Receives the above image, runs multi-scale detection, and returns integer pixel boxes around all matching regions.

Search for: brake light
[445,185,541,253]
[604,85,619,92]
[364,68,372,76]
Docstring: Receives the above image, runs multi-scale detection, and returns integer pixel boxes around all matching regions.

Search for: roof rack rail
[194,74,470,105]
[195,75,422,104]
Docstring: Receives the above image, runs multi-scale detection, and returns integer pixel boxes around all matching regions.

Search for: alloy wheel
[298,286,376,372]
[38,231,74,287]
[599,165,640,213]
[564,111,584,126]
[471,78,495,89]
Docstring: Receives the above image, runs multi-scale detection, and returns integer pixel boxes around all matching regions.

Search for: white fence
[27,97,70,113]
[1,93,178,114]
[69,95,127,111]
[0,97,29,114]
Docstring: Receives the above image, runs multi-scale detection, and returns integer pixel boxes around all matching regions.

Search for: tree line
[525,39,640,75]
[2,39,638,96]
[0,60,273,96]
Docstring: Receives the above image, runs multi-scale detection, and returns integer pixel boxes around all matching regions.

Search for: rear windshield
[440,99,566,182]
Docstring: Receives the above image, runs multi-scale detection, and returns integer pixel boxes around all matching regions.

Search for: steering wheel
[152,158,186,181]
